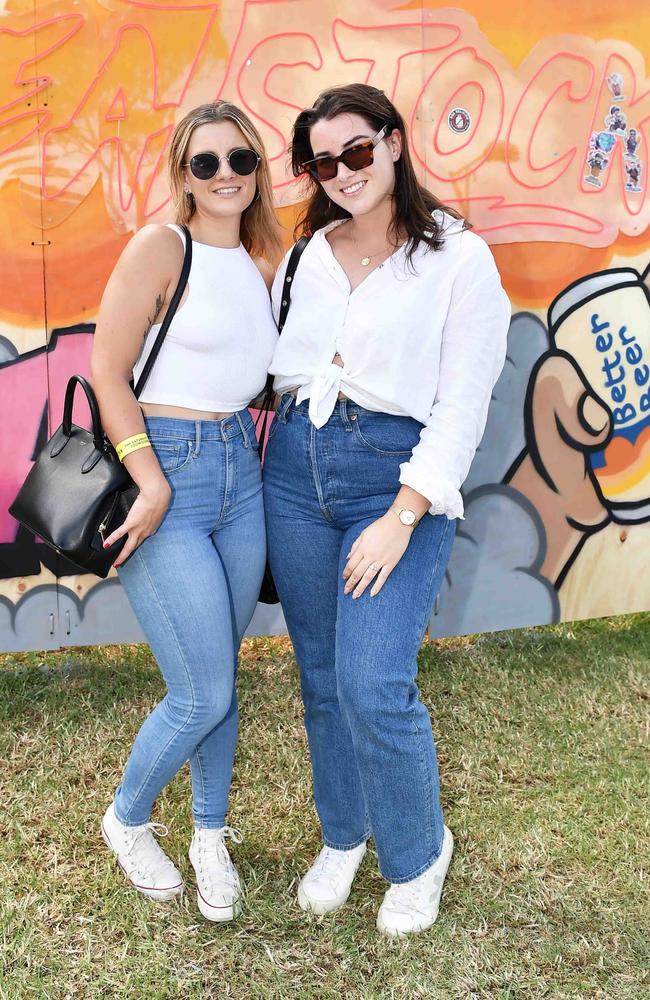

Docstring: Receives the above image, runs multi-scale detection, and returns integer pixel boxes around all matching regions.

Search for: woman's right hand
[104,481,172,568]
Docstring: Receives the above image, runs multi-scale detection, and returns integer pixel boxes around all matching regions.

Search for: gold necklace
[346,223,397,266]
[359,246,392,267]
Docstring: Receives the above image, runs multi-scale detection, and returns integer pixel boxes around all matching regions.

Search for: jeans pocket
[151,439,193,476]
[351,412,420,456]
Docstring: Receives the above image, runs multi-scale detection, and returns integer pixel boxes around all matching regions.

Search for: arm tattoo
[142,293,165,343]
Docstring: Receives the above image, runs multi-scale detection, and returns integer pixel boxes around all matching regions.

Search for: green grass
[1,617,649,999]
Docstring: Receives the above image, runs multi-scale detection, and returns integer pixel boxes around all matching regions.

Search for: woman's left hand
[342,513,413,599]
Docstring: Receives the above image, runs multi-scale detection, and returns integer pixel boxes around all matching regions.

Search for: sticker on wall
[625,157,643,193]
[625,129,640,159]
[607,73,626,101]
[584,131,616,187]
[447,108,471,134]
[605,105,628,135]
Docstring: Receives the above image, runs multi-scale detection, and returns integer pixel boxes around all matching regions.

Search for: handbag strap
[277,234,311,333]
[132,224,193,399]
[256,235,311,448]
[62,375,105,451]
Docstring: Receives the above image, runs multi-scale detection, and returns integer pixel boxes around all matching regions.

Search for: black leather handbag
[9,226,193,578]
[256,235,311,604]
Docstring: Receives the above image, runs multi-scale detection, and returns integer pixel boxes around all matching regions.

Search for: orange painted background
[2,0,650,649]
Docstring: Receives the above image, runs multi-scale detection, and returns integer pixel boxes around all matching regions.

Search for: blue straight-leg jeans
[114,411,266,829]
[263,394,456,884]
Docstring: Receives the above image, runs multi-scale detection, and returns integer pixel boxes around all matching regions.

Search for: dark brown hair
[290,84,468,264]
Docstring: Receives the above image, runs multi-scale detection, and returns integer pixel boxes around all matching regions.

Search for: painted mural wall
[2,0,650,651]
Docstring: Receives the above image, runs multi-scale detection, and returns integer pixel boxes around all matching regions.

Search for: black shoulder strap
[277,235,311,333]
[258,234,312,406]
[132,224,193,399]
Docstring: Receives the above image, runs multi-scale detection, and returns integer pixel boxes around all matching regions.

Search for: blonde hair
[168,101,283,263]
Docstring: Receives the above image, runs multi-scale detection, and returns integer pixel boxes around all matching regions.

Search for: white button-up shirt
[269,213,511,519]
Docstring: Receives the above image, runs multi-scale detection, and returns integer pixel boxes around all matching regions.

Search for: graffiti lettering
[591,313,650,420]
[1,2,650,245]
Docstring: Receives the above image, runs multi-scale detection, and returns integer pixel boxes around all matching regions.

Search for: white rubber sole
[376,828,454,937]
[376,901,440,937]
[195,887,242,922]
[297,882,351,915]
[101,822,185,903]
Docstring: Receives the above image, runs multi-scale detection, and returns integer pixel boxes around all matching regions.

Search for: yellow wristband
[115,433,151,462]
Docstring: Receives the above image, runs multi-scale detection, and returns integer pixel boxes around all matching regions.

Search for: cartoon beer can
[548,265,650,522]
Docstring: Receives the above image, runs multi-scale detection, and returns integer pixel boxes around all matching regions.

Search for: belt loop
[276,392,290,424]
[282,392,293,423]
[195,420,202,456]
[340,397,352,431]
[236,410,251,448]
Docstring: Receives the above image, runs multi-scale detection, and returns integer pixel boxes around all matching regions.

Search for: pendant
[361,256,371,266]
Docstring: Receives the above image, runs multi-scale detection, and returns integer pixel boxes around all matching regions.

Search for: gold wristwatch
[389,504,420,528]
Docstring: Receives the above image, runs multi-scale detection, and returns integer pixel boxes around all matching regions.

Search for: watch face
[399,509,416,526]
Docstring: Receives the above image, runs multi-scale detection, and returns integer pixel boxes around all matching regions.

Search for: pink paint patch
[0,330,94,544]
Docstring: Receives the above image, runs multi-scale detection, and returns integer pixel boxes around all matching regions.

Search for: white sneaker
[189,826,243,922]
[376,826,454,936]
[101,802,184,902]
[297,841,367,915]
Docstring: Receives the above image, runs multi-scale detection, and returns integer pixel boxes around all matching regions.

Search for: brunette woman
[264,84,510,936]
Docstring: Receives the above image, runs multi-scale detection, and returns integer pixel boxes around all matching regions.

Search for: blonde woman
[91,102,282,921]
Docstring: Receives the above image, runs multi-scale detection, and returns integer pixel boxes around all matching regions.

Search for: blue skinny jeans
[114,411,265,829]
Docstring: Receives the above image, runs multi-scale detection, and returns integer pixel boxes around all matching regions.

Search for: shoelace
[195,826,242,890]
[123,822,173,879]
[311,847,355,883]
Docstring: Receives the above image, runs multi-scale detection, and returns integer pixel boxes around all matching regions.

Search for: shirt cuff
[398,462,465,520]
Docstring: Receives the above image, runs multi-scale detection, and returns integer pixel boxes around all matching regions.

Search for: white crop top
[133,224,278,412]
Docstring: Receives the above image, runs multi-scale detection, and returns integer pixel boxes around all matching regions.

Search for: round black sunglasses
[184,148,260,179]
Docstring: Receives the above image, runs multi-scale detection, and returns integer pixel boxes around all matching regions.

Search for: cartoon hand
[508,351,612,586]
